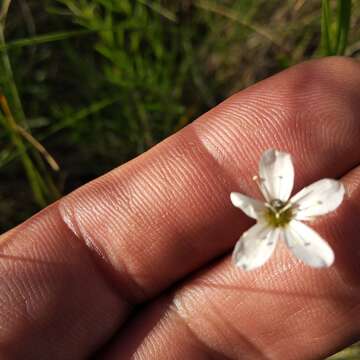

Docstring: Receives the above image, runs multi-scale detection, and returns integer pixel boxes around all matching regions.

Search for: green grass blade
[321,0,352,56]
[321,0,333,55]
[0,97,120,169]
[0,25,27,126]
[0,0,11,24]
[335,0,351,55]
[47,97,120,135]
[0,29,100,51]
[0,97,47,206]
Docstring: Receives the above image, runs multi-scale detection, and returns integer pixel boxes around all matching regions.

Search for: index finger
[59,56,360,301]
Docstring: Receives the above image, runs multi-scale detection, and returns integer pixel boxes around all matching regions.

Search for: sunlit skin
[0,57,360,359]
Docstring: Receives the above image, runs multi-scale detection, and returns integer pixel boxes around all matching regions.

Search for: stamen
[265,202,277,213]
[264,199,294,227]
[278,201,293,214]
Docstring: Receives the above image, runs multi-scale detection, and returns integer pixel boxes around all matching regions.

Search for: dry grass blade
[15,125,60,172]
[0,93,47,206]
[137,0,177,22]
[194,0,290,54]
[0,94,59,172]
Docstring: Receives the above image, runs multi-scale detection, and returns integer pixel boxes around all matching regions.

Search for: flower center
[264,199,294,228]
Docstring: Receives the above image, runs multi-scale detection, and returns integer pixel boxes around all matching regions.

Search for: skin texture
[1,56,360,360]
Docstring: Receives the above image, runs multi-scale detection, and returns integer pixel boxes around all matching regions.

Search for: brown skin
[1,57,360,360]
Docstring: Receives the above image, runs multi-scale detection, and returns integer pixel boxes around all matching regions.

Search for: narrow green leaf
[335,0,351,55]
[321,0,333,55]
[0,29,98,52]
[321,0,352,56]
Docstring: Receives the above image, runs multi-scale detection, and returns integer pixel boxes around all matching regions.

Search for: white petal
[284,220,334,268]
[290,179,345,220]
[259,149,294,202]
[230,192,265,220]
[232,222,280,271]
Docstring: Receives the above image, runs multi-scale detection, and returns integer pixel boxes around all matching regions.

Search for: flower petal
[232,222,280,271]
[284,220,334,268]
[258,149,294,202]
[290,179,345,220]
[230,192,265,220]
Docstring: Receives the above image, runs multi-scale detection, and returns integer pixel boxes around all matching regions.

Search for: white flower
[230,149,345,271]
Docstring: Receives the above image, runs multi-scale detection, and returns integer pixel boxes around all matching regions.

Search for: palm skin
[1,57,360,360]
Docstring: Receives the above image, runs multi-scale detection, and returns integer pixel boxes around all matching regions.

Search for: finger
[1,56,360,359]
[59,56,360,304]
[103,165,360,360]
[0,207,128,359]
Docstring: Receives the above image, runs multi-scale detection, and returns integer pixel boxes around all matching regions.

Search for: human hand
[1,57,360,359]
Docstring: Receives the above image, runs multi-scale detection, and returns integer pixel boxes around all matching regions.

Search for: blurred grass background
[0,1,360,358]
